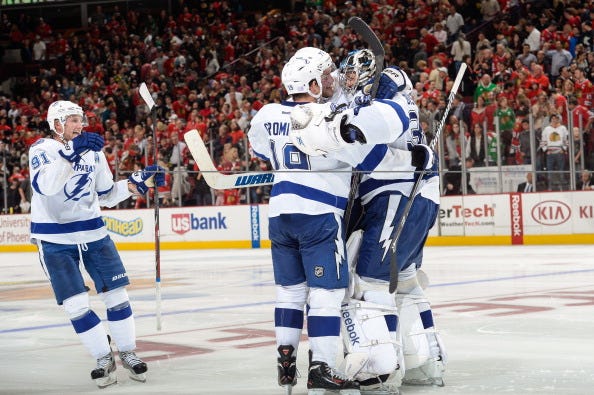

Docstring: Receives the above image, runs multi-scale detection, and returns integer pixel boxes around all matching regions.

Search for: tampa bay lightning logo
[64,173,92,201]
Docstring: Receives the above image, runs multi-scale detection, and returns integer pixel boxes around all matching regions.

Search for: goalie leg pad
[396,292,446,386]
[346,230,364,298]
[341,299,399,381]
[396,293,431,369]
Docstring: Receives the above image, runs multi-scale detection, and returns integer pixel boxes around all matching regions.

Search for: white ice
[1,245,594,394]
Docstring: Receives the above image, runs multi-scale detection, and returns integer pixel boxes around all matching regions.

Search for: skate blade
[402,377,444,387]
[308,389,361,395]
[127,371,147,383]
[94,372,117,388]
[361,388,399,395]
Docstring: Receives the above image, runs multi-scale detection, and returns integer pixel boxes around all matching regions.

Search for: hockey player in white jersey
[353,67,447,388]
[288,63,446,393]
[248,49,361,395]
[29,100,165,388]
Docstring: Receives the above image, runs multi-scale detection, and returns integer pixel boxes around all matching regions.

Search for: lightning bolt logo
[64,173,92,201]
[380,195,402,262]
[334,213,345,280]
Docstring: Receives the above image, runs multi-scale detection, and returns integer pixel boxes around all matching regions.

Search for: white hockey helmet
[46,100,88,132]
[339,49,376,94]
[294,46,335,73]
[282,52,328,99]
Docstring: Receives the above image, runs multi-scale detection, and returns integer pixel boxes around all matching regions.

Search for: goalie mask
[339,49,376,95]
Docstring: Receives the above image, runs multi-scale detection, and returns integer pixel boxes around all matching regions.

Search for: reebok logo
[342,308,360,346]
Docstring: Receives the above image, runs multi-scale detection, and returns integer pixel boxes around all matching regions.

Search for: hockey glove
[339,116,366,144]
[325,107,366,144]
[375,67,412,100]
[59,132,104,162]
[129,165,166,195]
[410,144,434,171]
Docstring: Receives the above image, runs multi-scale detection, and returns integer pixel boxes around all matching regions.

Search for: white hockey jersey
[248,100,370,218]
[29,137,131,244]
[347,92,440,206]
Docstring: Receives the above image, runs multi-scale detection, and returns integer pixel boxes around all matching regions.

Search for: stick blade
[185,129,275,190]
[450,62,467,98]
[184,129,217,172]
[347,16,384,98]
[139,82,155,110]
[347,17,385,56]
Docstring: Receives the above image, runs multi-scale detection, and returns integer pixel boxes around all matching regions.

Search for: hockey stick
[344,17,385,232]
[388,63,468,294]
[139,82,162,331]
[183,129,275,189]
[347,17,385,97]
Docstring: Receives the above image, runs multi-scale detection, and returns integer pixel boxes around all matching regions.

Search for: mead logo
[531,200,571,225]
[171,213,228,235]
[103,216,143,237]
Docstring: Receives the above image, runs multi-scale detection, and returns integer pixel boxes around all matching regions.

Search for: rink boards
[1,190,594,252]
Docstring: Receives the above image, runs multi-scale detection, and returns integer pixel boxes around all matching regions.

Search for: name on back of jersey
[264,122,290,136]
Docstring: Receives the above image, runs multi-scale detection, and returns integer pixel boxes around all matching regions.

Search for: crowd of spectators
[1,0,594,214]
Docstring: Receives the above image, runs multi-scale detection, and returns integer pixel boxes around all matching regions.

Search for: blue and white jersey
[249,101,353,218]
[29,137,131,244]
[350,92,440,206]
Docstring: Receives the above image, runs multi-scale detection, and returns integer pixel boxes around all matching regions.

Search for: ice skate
[91,351,117,388]
[119,351,147,382]
[277,345,298,394]
[358,374,400,395]
[402,356,445,386]
[307,361,360,395]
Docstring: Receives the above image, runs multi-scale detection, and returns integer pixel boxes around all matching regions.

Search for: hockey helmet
[282,52,329,99]
[46,100,88,132]
[294,46,335,73]
[339,49,376,94]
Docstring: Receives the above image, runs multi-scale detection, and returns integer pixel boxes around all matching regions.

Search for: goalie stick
[344,17,385,232]
[184,129,275,189]
[388,62,468,294]
[347,17,385,97]
[138,82,163,330]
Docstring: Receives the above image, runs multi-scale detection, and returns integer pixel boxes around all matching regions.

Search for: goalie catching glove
[289,102,365,157]
[128,165,166,194]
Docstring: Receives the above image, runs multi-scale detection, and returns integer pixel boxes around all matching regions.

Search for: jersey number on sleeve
[31,152,50,170]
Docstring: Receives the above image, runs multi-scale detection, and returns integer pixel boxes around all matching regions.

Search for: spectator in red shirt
[85,113,105,134]
[568,95,594,132]
[573,68,593,107]
[229,120,245,145]
[420,27,439,54]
